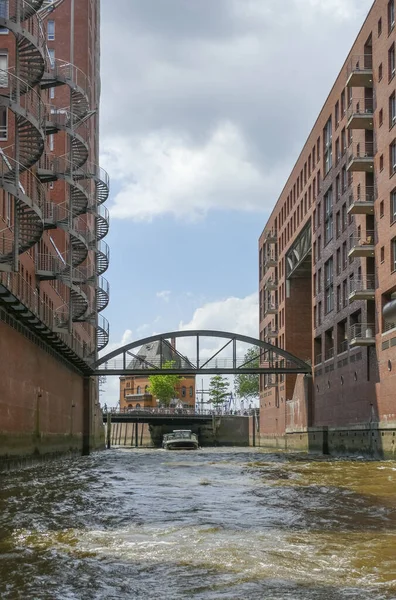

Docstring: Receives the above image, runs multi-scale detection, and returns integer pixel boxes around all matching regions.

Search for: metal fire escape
[0,0,110,367]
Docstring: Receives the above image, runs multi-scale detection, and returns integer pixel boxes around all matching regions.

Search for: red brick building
[0,0,109,460]
[259,0,396,455]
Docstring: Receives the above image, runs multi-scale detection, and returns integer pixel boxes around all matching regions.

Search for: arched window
[137,386,141,394]
[128,404,132,408]
[182,386,186,397]
[135,403,141,409]
[145,385,149,393]
[189,386,193,397]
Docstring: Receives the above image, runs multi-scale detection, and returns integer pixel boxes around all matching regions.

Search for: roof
[126,340,192,370]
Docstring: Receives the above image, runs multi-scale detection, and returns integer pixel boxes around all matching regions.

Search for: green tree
[209,375,230,407]
[148,361,182,406]
[234,347,259,400]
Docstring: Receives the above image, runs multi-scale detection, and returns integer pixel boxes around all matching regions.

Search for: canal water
[1,448,396,599]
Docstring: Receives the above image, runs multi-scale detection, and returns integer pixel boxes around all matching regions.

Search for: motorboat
[162,430,199,450]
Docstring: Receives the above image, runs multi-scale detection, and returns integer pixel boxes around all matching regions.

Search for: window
[182,386,186,397]
[341,166,347,192]
[342,241,347,270]
[323,117,332,175]
[325,258,334,314]
[335,101,339,128]
[389,0,395,33]
[324,188,333,244]
[392,237,396,271]
[47,20,55,41]
[318,268,322,292]
[0,52,8,87]
[336,247,341,274]
[378,17,382,36]
[390,92,396,128]
[0,0,8,34]
[380,108,383,127]
[50,87,55,100]
[336,285,341,312]
[145,385,149,393]
[49,134,54,151]
[189,386,193,397]
[380,154,384,171]
[341,90,345,116]
[342,279,348,307]
[379,62,383,81]
[389,43,395,81]
[336,211,341,238]
[48,48,55,68]
[317,235,322,260]
[381,246,385,263]
[137,386,141,394]
[0,106,6,140]
[335,138,340,165]
[391,189,396,222]
[390,139,396,175]
[341,128,346,154]
[335,175,340,201]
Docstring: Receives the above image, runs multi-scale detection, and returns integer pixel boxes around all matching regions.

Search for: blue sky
[99,0,373,404]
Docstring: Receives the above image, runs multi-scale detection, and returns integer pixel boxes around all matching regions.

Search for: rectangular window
[390,92,396,128]
[389,43,395,81]
[47,20,55,41]
[390,140,396,175]
[0,0,8,34]
[392,237,396,271]
[342,279,348,307]
[389,0,395,33]
[323,117,332,175]
[336,247,341,274]
[378,17,382,36]
[50,87,55,99]
[335,101,339,128]
[335,175,340,201]
[379,62,383,81]
[48,48,55,68]
[336,285,341,312]
[391,189,396,223]
[341,90,345,117]
[325,257,334,287]
[318,268,322,292]
[0,52,8,87]
[0,105,7,140]
[336,211,341,238]
[324,188,333,244]
[335,138,340,165]
[325,285,334,314]
[342,241,347,270]
[341,128,346,154]
[49,134,54,151]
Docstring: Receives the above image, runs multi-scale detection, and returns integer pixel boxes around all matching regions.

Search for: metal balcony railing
[349,275,376,295]
[339,340,349,354]
[349,231,375,251]
[324,347,334,361]
[351,186,375,204]
[346,55,373,78]
[264,303,278,315]
[349,323,375,344]
[48,58,90,99]
[264,254,277,266]
[347,142,374,161]
[346,97,374,120]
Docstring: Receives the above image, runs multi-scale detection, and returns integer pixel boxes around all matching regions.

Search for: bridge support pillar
[106,412,111,449]
[82,376,92,456]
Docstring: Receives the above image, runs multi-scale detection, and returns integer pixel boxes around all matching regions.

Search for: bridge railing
[103,407,258,417]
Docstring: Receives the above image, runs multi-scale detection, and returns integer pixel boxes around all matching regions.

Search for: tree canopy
[234,347,259,400]
[148,361,182,406]
[209,375,230,407]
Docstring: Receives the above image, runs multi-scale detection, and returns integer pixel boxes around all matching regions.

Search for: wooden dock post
[106,412,111,449]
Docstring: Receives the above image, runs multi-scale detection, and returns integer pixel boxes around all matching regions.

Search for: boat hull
[163,440,199,450]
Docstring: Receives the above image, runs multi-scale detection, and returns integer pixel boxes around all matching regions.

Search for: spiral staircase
[0,0,110,362]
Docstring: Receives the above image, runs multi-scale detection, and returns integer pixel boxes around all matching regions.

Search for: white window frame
[0,0,8,34]
[47,19,55,41]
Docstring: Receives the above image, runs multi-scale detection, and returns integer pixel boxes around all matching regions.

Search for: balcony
[346,55,373,88]
[264,277,278,291]
[349,323,375,347]
[349,276,376,302]
[348,231,375,258]
[347,142,374,172]
[264,230,277,244]
[346,98,374,130]
[347,187,375,215]
[264,254,277,268]
[267,328,278,339]
[264,303,278,316]
[324,347,334,361]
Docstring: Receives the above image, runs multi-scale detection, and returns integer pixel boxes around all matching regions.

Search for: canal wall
[0,318,104,466]
[107,416,250,448]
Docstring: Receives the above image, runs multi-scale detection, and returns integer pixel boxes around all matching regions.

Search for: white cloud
[156,290,171,302]
[102,122,276,222]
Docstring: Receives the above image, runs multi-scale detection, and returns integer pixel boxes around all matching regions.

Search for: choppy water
[1,448,396,599]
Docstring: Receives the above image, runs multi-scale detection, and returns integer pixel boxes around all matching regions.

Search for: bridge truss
[93,330,311,376]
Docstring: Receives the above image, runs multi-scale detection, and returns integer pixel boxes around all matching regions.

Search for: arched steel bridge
[93,330,311,376]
